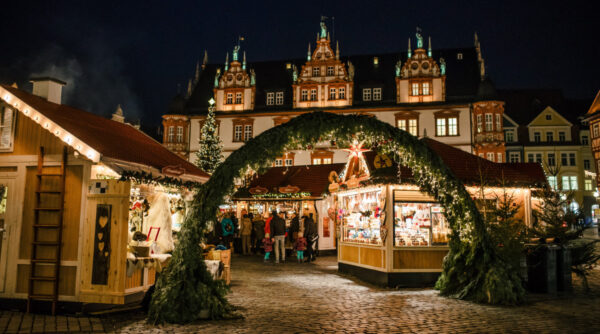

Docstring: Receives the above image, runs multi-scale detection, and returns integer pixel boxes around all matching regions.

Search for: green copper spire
[214,68,221,88]
[427,36,432,57]
[224,52,229,71]
[307,43,311,61]
[242,51,246,70]
[407,38,412,58]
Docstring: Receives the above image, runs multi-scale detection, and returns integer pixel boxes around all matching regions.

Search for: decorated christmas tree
[195,98,223,174]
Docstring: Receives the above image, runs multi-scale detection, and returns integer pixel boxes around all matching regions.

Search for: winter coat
[253,219,265,240]
[304,217,317,239]
[264,217,272,235]
[241,217,252,236]
[270,216,286,236]
[262,237,274,252]
[294,237,307,251]
[290,216,299,234]
[221,217,234,237]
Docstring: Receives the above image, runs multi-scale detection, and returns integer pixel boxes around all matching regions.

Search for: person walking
[270,210,286,263]
[304,213,318,262]
[220,213,234,249]
[240,213,252,255]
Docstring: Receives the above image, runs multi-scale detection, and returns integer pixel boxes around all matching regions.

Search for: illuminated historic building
[162,20,503,165]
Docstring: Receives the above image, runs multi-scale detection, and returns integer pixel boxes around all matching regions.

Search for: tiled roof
[233,163,346,199]
[177,47,482,115]
[2,85,209,181]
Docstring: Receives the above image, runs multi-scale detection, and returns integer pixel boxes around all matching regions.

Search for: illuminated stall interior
[330,138,547,287]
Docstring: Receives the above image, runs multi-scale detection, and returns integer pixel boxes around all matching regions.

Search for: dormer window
[411,83,419,96]
[275,92,284,105]
[373,88,382,101]
[457,53,463,60]
[327,66,334,76]
[422,82,430,95]
[235,92,243,104]
[167,126,174,142]
[266,92,275,105]
[226,93,233,104]
[313,67,320,76]
[546,114,552,120]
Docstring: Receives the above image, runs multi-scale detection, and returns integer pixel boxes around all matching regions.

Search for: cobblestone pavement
[3,254,600,333]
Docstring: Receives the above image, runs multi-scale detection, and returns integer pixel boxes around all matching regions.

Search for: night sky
[1,0,598,134]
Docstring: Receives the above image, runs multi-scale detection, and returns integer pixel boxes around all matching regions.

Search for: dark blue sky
[1,0,597,131]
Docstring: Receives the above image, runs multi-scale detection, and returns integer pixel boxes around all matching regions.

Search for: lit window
[310,89,317,101]
[327,66,334,76]
[422,82,430,95]
[313,67,320,76]
[485,114,493,132]
[411,83,419,96]
[323,158,332,164]
[301,89,308,101]
[408,119,418,136]
[436,118,446,136]
[339,88,345,99]
[505,130,514,142]
[495,114,501,131]
[448,117,458,136]
[234,125,243,141]
[329,88,337,100]
[363,88,372,101]
[562,176,578,191]
[266,92,275,105]
[373,88,382,101]
[585,179,593,191]
[244,125,253,141]
[584,159,591,170]
[548,153,556,166]
[509,152,520,163]
[457,53,463,60]
[312,158,321,165]
[235,92,242,104]
[167,126,174,142]
[534,132,541,142]
[593,124,600,138]
[546,132,554,142]
[275,92,284,105]
[497,153,502,163]
[476,115,482,133]
[486,152,494,161]
[226,93,233,104]
[559,132,566,142]
[398,119,407,132]
[274,159,283,167]
[548,176,557,190]
[285,158,293,166]
[176,126,183,143]
[0,106,15,151]
[581,135,589,145]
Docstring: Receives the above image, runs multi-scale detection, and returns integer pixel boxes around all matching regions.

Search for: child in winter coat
[262,233,273,262]
[294,232,307,263]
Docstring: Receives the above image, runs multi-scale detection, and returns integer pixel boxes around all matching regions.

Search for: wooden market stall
[330,139,547,287]
[0,82,209,313]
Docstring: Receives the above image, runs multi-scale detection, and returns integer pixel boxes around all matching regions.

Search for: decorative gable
[213,45,256,112]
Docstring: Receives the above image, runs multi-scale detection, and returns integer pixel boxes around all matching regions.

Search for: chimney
[30,77,66,104]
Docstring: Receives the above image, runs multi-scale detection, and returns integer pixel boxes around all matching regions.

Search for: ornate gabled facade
[213,45,256,112]
[396,31,445,103]
[472,78,506,161]
[293,21,353,108]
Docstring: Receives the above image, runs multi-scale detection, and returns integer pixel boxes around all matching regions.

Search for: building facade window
[266,92,275,105]
[545,114,552,120]
[593,124,600,138]
[581,135,589,145]
[422,82,430,95]
[373,88,382,101]
[546,132,554,142]
[233,119,254,142]
[274,159,283,167]
[362,88,372,101]
[234,125,243,142]
[497,153,503,163]
[274,153,295,167]
[396,111,419,137]
[235,92,243,104]
[285,158,293,166]
[301,89,308,101]
[570,153,576,166]
[310,89,317,101]
[585,179,593,191]
[275,91,284,105]
[528,153,542,163]
[313,67,320,76]
[495,114,501,131]
[434,113,459,137]
[486,152,494,161]
[339,87,346,99]
[485,114,493,132]
[176,126,183,143]
[244,125,253,141]
[534,132,541,142]
[476,115,482,133]
[559,131,566,142]
[167,126,175,142]
[562,175,578,191]
[327,66,334,76]
[509,152,520,163]
[548,176,558,190]
[548,153,556,166]
[226,93,233,104]
[411,83,419,96]
[329,88,337,100]
[505,130,514,142]
[311,150,334,165]
[584,159,591,170]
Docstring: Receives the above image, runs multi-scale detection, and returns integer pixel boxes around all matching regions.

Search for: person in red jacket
[294,232,307,263]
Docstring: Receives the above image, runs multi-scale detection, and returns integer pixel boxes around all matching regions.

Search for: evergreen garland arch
[148,111,524,324]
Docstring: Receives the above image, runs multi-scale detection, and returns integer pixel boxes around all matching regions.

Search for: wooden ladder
[27,146,68,315]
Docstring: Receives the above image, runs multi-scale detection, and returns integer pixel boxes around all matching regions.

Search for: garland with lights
[149,111,524,324]
[119,170,200,189]
[249,192,312,199]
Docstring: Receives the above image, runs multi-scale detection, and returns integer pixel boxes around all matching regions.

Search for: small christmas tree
[196,98,223,174]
